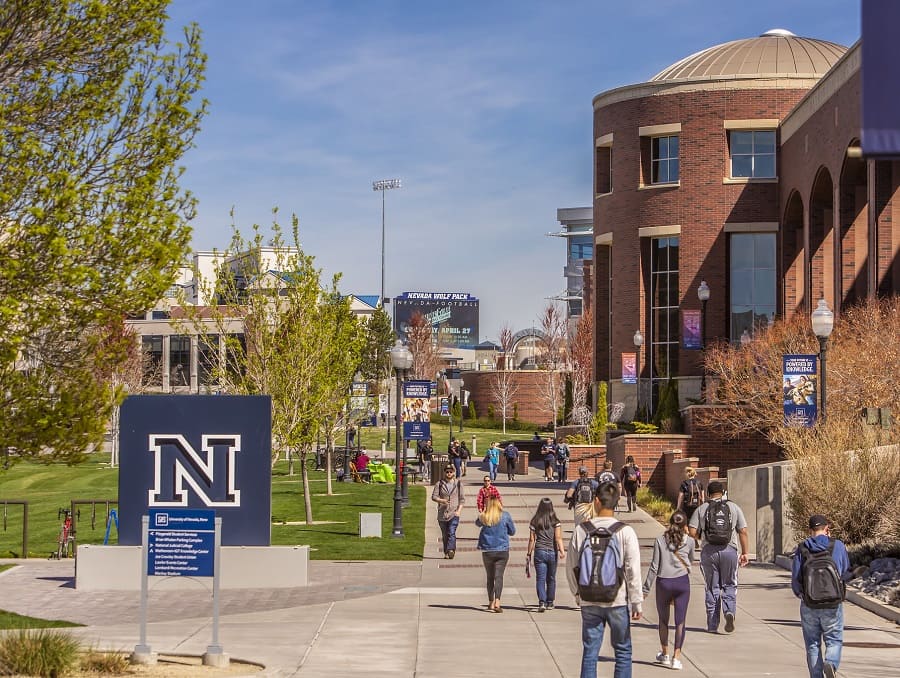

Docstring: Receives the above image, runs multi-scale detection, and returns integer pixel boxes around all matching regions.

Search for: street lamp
[633,329,643,420]
[697,280,710,398]
[811,299,834,420]
[390,340,413,537]
[372,178,402,308]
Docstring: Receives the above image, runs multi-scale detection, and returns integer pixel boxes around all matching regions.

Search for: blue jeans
[488,461,499,481]
[533,549,558,605]
[451,456,462,478]
[800,603,843,678]
[438,516,459,553]
[580,605,632,678]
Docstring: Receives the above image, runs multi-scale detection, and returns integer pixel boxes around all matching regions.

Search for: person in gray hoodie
[791,514,851,678]
[643,511,696,671]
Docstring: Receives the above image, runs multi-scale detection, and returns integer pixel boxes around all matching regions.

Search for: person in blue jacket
[791,514,851,678]
[476,496,516,613]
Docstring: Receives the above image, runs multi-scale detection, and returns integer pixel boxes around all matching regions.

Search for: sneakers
[656,652,670,665]
[546,602,554,610]
[670,658,683,671]
[447,550,455,560]
[724,612,735,633]
[824,663,836,678]
[538,602,546,612]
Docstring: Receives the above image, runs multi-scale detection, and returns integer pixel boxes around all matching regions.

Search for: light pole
[633,330,643,421]
[390,340,413,537]
[810,299,834,421]
[697,280,710,398]
[372,178,402,309]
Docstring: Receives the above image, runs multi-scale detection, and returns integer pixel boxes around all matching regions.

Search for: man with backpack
[566,481,642,677]
[504,442,519,481]
[791,514,850,678]
[565,466,599,524]
[688,480,749,634]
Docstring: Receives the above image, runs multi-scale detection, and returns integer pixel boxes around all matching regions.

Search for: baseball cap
[808,514,829,529]
[579,465,588,474]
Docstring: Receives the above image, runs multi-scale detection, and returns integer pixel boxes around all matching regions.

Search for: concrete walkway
[1,464,897,677]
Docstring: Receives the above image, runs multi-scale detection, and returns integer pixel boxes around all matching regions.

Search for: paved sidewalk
[1,464,897,676]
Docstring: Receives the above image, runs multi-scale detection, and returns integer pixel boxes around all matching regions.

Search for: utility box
[360,513,382,538]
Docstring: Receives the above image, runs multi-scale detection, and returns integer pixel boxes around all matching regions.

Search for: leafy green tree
[588,382,608,444]
[359,305,394,400]
[0,0,206,465]
[468,400,476,420]
[184,215,364,523]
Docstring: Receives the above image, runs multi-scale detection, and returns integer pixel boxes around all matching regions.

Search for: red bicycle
[53,508,77,559]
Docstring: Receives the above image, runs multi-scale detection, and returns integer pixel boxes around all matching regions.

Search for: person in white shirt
[566,481,643,678]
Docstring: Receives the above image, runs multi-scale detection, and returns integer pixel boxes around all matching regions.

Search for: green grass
[0,454,426,560]
[636,487,676,524]
[0,610,82,630]
[356,419,545,456]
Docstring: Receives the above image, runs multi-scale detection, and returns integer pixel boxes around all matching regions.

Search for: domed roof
[651,30,847,82]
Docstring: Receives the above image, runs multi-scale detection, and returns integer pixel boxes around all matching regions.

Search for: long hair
[530,497,559,532]
[481,496,503,527]
[664,510,688,550]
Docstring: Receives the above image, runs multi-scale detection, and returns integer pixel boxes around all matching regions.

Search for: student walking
[688,481,750,633]
[791,514,851,678]
[526,498,566,612]
[476,476,502,512]
[476,496,516,613]
[620,456,641,512]
[565,466,598,526]
[676,467,705,523]
[448,438,462,479]
[504,442,519,480]
[485,441,501,481]
[643,511,696,671]
[566,481,643,678]
[431,464,465,559]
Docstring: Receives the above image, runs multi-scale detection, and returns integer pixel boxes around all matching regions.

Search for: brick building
[591,30,899,419]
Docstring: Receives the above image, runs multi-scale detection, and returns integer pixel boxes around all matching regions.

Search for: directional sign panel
[148,508,215,577]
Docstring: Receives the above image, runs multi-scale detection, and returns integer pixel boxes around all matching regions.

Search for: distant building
[548,207,593,324]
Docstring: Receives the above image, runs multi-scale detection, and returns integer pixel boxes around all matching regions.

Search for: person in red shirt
[477,476,502,512]
[354,450,370,472]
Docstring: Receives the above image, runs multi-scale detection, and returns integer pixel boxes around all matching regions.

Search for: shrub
[566,434,588,444]
[80,649,130,674]
[630,421,658,434]
[512,403,519,422]
[587,382,608,444]
[0,629,80,677]
[487,404,495,419]
[636,487,675,523]
[468,401,476,420]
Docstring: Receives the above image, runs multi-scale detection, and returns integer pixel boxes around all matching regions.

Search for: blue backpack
[576,521,626,602]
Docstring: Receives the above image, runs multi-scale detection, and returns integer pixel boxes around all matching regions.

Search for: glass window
[198,335,220,389]
[569,235,593,260]
[568,299,582,317]
[651,135,679,184]
[730,130,776,178]
[650,236,679,383]
[141,335,163,387]
[730,233,776,341]
[169,335,191,388]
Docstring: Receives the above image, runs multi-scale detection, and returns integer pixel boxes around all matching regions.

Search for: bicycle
[51,508,78,559]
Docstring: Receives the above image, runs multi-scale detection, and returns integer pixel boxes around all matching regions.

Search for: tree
[537,303,566,429]
[0,0,207,465]
[569,308,594,426]
[405,311,441,381]
[360,305,394,400]
[490,326,519,434]
[183,215,365,523]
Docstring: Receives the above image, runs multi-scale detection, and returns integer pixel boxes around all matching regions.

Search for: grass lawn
[0,608,82,629]
[0,454,425,560]
[356,419,545,456]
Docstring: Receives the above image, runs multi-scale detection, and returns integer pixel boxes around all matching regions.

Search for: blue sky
[166,0,860,341]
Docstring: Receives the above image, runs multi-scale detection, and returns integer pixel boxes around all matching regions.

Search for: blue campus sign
[148,508,215,577]
[783,355,818,427]
[118,395,272,546]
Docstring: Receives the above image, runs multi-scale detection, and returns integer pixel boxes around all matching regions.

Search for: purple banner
[682,309,702,350]
[622,353,637,384]
[862,0,900,157]
[783,355,818,427]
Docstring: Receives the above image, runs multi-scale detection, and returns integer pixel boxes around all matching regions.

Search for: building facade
[549,206,593,324]
[591,30,898,418]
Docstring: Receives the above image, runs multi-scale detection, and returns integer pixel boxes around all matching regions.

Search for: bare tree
[538,303,567,428]
[569,308,594,425]
[490,325,518,433]
[406,311,441,381]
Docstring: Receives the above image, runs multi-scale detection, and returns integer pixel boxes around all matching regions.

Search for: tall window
[730,233,776,341]
[595,146,612,194]
[651,136,679,184]
[198,334,220,390]
[141,335,163,387]
[730,130,776,178]
[169,335,191,388]
[650,237,679,380]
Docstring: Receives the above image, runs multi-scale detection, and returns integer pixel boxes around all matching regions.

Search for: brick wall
[682,405,784,473]
[606,433,691,493]
[462,370,556,426]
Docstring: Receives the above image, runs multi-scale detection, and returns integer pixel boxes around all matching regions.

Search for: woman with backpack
[676,467,705,523]
[643,510,696,671]
[620,455,641,512]
[476,496,516,613]
[525,497,566,612]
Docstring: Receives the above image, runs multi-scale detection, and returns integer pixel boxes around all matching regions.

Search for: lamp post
[810,299,834,421]
[390,340,413,537]
[372,179,402,309]
[697,280,710,398]
[633,329,643,420]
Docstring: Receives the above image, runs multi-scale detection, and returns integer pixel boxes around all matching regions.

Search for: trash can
[430,455,449,485]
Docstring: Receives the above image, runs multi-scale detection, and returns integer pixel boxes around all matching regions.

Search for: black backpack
[703,499,733,545]
[575,522,626,603]
[505,444,518,459]
[799,540,845,609]
[575,478,594,504]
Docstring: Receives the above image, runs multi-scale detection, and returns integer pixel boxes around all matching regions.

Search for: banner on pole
[783,354,818,427]
[622,353,637,384]
[682,310,702,350]
[402,380,432,440]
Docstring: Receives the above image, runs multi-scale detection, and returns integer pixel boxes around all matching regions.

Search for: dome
[651,30,847,82]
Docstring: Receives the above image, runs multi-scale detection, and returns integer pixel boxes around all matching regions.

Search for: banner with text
[402,380,432,440]
[682,309,702,350]
[783,354,818,427]
[622,353,637,384]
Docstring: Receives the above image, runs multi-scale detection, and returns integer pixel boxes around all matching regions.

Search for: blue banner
[402,380,432,440]
[148,508,215,577]
[861,0,900,157]
[783,355,818,427]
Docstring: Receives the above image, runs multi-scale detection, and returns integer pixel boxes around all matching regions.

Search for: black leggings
[623,481,638,511]
[482,550,510,602]
[656,574,691,650]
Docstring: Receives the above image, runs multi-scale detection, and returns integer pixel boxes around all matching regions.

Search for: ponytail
[664,510,688,551]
